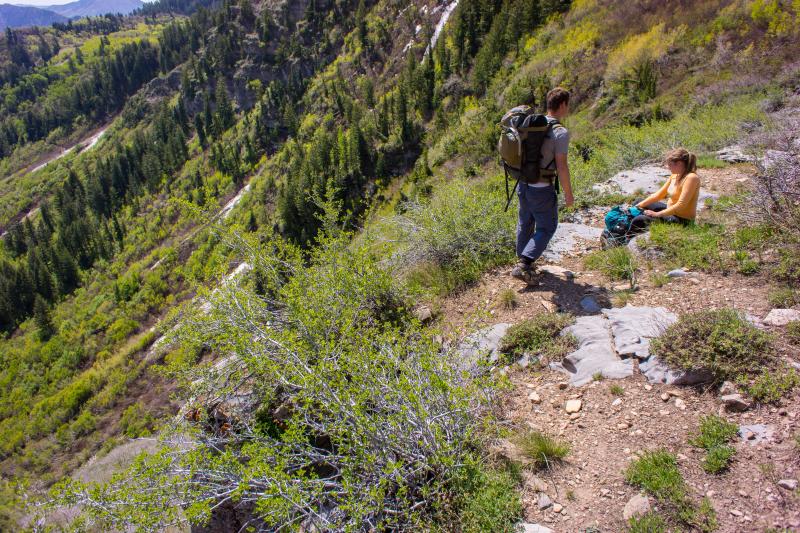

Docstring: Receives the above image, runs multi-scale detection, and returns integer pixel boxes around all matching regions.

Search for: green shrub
[702,445,735,474]
[119,402,156,438]
[787,321,800,344]
[451,458,522,533]
[744,368,800,404]
[690,415,738,474]
[625,450,717,531]
[106,318,139,344]
[584,247,638,282]
[610,384,625,396]
[650,272,670,288]
[651,308,774,383]
[499,313,575,362]
[628,512,668,533]
[768,287,799,308]
[514,431,570,470]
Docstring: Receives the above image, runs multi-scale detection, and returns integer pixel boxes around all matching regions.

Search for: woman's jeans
[516,184,558,262]
[630,200,690,232]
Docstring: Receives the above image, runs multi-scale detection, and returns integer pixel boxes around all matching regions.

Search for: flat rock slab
[550,315,634,385]
[717,145,755,163]
[603,306,677,359]
[551,304,709,386]
[542,222,602,261]
[458,323,511,365]
[593,165,718,209]
[739,424,774,445]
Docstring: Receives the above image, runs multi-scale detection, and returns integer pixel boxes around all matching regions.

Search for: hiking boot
[511,262,538,285]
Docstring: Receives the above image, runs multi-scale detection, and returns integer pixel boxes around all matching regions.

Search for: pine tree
[33,295,54,341]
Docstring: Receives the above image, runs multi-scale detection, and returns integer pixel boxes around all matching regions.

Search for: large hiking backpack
[601,205,643,248]
[498,106,559,211]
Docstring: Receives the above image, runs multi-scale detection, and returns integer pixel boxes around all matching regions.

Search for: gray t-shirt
[539,116,569,170]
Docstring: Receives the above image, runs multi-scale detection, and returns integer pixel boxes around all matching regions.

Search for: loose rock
[552,503,563,513]
[763,308,800,326]
[538,492,553,510]
[778,479,798,490]
[674,398,687,410]
[623,494,651,520]
[565,399,583,413]
[518,524,555,533]
[529,391,542,404]
[721,393,750,412]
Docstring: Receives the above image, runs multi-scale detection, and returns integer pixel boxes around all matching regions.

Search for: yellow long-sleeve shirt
[637,172,701,221]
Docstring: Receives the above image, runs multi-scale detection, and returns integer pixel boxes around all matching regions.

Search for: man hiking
[510,87,574,285]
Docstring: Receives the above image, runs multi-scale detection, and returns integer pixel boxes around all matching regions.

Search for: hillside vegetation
[0,0,798,530]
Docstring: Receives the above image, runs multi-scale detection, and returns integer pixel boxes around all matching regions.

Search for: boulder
[414,305,433,323]
[778,479,798,490]
[716,145,755,163]
[623,494,651,520]
[763,308,800,327]
[603,305,677,359]
[537,492,553,510]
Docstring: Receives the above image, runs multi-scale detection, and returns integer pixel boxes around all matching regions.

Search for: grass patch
[610,384,625,396]
[743,367,800,404]
[513,431,570,470]
[496,288,518,310]
[593,371,605,382]
[499,313,576,363]
[612,290,634,307]
[628,512,668,533]
[696,154,728,169]
[788,321,800,344]
[651,308,774,384]
[644,222,725,272]
[689,415,738,474]
[768,287,800,308]
[584,247,638,283]
[650,272,670,288]
[625,450,717,531]
[450,457,522,533]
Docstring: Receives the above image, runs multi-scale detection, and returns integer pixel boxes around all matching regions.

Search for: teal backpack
[602,206,643,247]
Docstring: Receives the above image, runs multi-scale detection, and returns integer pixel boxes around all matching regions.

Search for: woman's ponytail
[664,148,697,177]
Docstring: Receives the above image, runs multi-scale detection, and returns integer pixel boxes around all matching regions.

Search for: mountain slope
[43,0,144,17]
[0,4,65,28]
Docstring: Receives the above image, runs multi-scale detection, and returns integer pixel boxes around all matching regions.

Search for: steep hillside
[0,0,799,530]
[43,0,144,18]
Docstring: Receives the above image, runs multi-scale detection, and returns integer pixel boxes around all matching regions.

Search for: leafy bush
[513,431,570,470]
[690,415,738,474]
[393,176,516,295]
[788,321,800,344]
[51,222,488,531]
[584,247,638,283]
[628,512,668,533]
[450,458,522,533]
[768,287,799,307]
[499,313,575,362]
[651,308,774,383]
[744,368,800,404]
[702,445,736,474]
[118,402,156,438]
[625,450,717,531]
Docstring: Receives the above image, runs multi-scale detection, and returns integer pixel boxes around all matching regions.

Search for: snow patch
[425,0,459,58]
[219,183,252,220]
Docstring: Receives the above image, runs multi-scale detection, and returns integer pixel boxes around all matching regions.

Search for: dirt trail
[441,165,800,532]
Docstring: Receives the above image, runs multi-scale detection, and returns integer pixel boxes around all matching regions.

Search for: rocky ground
[441,162,800,532]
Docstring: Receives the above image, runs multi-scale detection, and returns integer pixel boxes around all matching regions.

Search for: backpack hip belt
[521,168,557,185]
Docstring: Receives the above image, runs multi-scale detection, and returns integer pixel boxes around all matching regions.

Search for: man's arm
[555,153,574,207]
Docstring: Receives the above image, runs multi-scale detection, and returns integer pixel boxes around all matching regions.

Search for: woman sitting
[631,148,701,232]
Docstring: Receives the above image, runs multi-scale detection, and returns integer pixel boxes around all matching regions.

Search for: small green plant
[610,384,625,396]
[651,308,774,383]
[689,415,738,474]
[451,457,523,533]
[625,450,717,531]
[612,290,634,307]
[702,445,735,474]
[499,314,576,362]
[744,368,800,404]
[514,431,570,470]
[787,321,800,344]
[651,272,670,288]
[566,489,576,501]
[584,247,638,284]
[769,287,800,307]
[497,288,518,310]
[628,512,668,533]
[734,251,759,275]
[593,371,605,382]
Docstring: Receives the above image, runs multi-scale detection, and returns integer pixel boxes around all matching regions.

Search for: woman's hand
[644,209,660,217]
